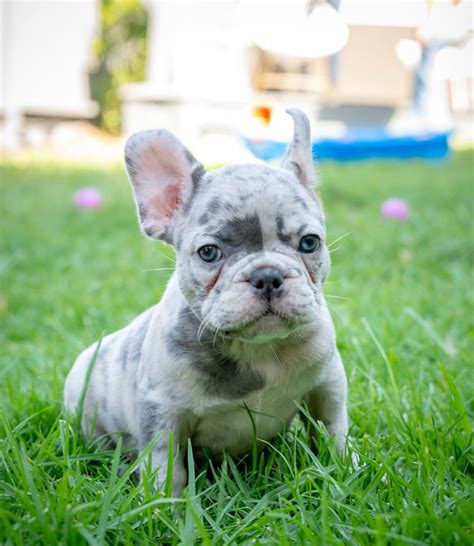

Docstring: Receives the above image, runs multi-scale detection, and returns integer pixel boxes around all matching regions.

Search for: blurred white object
[396,39,422,68]
[436,39,474,113]
[250,2,349,58]
[0,0,98,149]
[436,40,474,81]
[417,0,471,45]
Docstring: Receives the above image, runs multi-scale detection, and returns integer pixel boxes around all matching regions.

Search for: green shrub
[90,0,148,134]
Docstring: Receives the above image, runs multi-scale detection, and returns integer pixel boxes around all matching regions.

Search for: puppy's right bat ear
[124,130,205,243]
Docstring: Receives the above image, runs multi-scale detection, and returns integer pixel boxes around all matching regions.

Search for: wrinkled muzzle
[200,252,320,340]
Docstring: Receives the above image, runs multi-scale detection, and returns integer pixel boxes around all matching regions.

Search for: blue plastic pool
[243,127,451,162]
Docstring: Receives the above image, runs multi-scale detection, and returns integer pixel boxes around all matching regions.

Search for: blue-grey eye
[299,234,321,253]
[198,245,222,263]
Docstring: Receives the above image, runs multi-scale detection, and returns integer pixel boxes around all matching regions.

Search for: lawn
[0,152,473,545]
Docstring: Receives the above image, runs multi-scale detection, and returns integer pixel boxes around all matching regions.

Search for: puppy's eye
[198,245,222,263]
[299,234,321,253]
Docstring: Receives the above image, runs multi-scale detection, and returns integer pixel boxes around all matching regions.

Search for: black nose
[249,267,284,296]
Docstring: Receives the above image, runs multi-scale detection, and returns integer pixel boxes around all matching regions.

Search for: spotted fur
[64,109,348,495]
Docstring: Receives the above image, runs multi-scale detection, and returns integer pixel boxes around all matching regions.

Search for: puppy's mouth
[221,307,304,344]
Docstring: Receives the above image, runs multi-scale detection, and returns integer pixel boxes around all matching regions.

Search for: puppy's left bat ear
[281,108,316,188]
[124,129,205,243]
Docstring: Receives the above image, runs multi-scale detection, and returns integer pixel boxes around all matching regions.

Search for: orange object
[252,105,273,126]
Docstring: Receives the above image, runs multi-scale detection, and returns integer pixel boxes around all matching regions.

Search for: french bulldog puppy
[64,109,348,495]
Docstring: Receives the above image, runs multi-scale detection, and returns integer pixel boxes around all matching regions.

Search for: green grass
[1,152,473,545]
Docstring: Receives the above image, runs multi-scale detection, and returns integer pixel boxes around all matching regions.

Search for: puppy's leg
[138,396,189,496]
[304,350,348,453]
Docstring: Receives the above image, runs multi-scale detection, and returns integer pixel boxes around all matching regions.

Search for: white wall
[145,0,251,100]
[0,0,99,117]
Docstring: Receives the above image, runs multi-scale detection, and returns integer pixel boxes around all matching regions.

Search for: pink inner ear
[149,187,182,222]
[127,132,194,238]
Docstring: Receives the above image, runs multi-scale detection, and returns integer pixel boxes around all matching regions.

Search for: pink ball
[73,188,103,209]
[381,198,410,221]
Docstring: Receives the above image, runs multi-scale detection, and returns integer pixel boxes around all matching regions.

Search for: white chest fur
[191,361,321,455]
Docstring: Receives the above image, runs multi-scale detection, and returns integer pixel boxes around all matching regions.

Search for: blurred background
[1,6,473,540]
[1,0,473,164]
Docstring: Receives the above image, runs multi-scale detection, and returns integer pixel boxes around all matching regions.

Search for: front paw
[326,421,348,455]
[171,466,187,497]
[139,462,187,497]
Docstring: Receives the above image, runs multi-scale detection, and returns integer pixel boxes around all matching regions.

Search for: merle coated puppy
[64,109,348,495]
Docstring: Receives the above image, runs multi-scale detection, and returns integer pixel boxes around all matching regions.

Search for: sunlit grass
[1,152,472,544]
